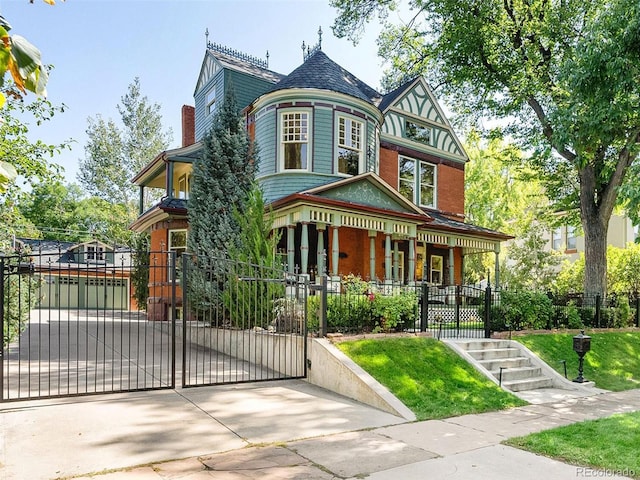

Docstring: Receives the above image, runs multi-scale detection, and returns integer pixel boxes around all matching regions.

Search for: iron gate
[1,250,307,402]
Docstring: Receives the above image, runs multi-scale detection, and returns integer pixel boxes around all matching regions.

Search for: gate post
[635,295,640,328]
[181,252,188,388]
[318,275,328,337]
[0,256,4,401]
[420,283,428,332]
[455,285,461,334]
[484,285,492,339]
[595,294,601,328]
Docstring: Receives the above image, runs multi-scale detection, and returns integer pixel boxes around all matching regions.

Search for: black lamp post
[572,330,591,383]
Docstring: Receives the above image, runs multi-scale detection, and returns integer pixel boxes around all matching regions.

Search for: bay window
[337,116,363,175]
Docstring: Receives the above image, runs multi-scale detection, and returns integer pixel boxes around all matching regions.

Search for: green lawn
[515,331,640,391]
[506,411,640,479]
[336,336,526,420]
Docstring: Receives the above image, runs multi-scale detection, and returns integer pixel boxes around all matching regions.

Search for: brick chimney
[181,105,195,147]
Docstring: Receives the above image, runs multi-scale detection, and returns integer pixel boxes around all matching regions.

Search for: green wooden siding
[255,109,277,176]
[259,173,339,204]
[313,108,333,174]
[194,69,224,140]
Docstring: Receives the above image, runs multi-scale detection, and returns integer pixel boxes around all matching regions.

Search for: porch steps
[456,340,553,392]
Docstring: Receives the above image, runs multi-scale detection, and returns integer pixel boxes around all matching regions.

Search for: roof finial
[301,41,306,61]
[266,50,269,68]
[205,28,209,46]
[318,26,323,49]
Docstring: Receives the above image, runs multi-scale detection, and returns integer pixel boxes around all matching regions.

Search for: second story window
[552,227,562,251]
[398,156,436,208]
[281,111,310,170]
[206,88,216,115]
[337,116,363,176]
[566,226,577,250]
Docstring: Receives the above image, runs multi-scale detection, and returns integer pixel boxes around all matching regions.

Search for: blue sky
[1,0,389,186]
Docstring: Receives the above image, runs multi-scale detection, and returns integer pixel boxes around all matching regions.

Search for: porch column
[287,225,295,273]
[300,222,309,275]
[317,224,326,277]
[448,237,455,285]
[384,233,392,282]
[494,243,501,289]
[393,240,400,282]
[331,226,340,277]
[368,230,376,281]
[408,237,416,284]
[167,161,174,198]
[138,186,145,215]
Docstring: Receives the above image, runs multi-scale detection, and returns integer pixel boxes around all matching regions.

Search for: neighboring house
[131,39,511,320]
[546,214,638,262]
[14,238,134,310]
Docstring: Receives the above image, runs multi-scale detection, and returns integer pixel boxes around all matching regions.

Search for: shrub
[4,273,41,346]
[494,290,553,330]
[370,290,418,332]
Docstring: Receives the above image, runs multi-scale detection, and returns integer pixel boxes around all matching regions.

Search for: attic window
[87,245,105,262]
[404,120,431,146]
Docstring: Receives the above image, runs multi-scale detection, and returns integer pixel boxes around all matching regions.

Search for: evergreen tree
[188,86,255,261]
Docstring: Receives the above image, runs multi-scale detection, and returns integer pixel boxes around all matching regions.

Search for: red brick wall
[379,147,399,188]
[438,164,465,214]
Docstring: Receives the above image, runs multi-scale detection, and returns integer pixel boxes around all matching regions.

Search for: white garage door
[39,276,129,310]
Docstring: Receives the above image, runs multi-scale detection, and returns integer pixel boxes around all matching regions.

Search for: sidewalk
[3,383,638,480]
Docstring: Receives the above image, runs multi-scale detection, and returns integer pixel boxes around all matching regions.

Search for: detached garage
[15,238,134,311]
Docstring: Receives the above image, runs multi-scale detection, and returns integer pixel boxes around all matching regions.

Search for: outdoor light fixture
[572,330,591,383]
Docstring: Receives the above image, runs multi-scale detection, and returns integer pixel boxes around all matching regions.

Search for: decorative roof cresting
[205,29,269,69]
[302,26,323,61]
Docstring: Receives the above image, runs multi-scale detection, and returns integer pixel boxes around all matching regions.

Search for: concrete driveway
[0,379,404,480]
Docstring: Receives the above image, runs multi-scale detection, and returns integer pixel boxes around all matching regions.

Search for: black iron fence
[1,250,174,401]
[180,254,308,387]
[307,279,490,339]
[306,278,640,339]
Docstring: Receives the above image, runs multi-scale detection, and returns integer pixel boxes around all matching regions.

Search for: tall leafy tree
[0,87,68,249]
[78,77,172,210]
[332,0,640,297]
[464,132,549,282]
[188,86,256,260]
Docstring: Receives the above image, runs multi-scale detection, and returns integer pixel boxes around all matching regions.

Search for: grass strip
[505,411,640,479]
[515,332,640,391]
[336,336,526,420]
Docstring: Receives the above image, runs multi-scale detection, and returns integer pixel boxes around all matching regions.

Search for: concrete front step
[465,347,521,361]
[490,366,543,382]
[458,340,512,351]
[478,357,532,371]
[502,376,554,392]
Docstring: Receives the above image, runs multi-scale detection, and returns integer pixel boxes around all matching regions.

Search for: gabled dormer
[379,77,467,163]
[193,43,284,140]
[378,77,468,215]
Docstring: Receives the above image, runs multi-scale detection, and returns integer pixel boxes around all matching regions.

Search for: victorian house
[130,37,511,320]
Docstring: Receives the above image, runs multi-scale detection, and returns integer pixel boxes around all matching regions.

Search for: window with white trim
[552,227,562,251]
[86,245,105,262]
[168,229,187,282]
[337,116,363,176]
[566,226,577,250]
[206,88,216,115]
[398,156,436,207]
[281,111,310,170]
[430,255,443,284]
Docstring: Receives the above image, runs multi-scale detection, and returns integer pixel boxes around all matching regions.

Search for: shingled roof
[268,50,382,105]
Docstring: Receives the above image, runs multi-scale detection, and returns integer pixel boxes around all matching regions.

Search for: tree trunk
[581,210,608,298]
[579,165,613,298]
